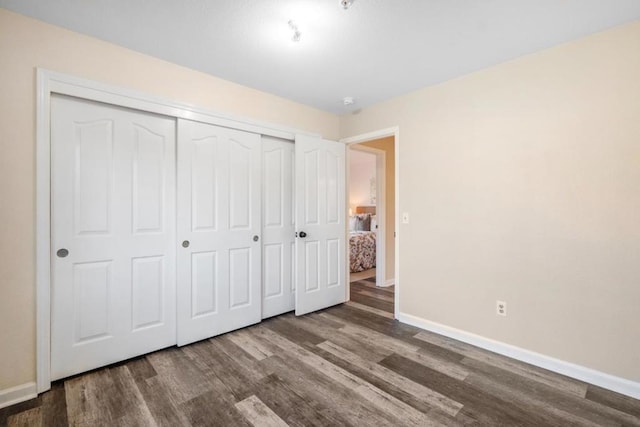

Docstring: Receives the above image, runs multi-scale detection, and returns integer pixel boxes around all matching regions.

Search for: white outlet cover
[402,212,410,224]
[496,300,507,316]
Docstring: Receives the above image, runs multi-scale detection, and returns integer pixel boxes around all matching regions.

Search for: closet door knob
[298,231,307,238]
[182,240,190,248]
[56,248,69,258]
[253,235,259,242]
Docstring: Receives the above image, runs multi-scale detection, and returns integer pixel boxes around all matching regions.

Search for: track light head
[340,0,355,10]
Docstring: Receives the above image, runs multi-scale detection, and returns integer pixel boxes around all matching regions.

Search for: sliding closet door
[295,135,347,315]
[177,119,262,346]
[50,95,176,380]
[261,136,295,318]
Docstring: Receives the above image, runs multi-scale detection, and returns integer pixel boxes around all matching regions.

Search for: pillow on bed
[370,215,377,231]
[348,216,358,231]
[353,213,371,231]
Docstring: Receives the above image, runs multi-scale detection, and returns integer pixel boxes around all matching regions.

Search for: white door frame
[36,69,318,393]
[347,144,386,288]
[341,127,400,319]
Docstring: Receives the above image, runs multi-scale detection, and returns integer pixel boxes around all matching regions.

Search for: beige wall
[359,137,395,282]
[341,21,640,382]
[0,9,339,391]
[348,149,377,208]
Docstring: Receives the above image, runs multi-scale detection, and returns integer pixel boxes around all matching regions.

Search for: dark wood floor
[2,278,640,426]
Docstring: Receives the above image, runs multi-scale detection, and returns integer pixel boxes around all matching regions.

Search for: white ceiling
[2,1,640,114]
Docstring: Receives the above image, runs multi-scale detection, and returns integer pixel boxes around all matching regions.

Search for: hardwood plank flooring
[235,395,289,427]
[2,279,639,426]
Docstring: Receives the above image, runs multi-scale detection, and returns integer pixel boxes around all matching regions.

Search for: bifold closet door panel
[261,136,295,318]
[50,95,177,380]
[177,119,262,346]
[295,135,347,316]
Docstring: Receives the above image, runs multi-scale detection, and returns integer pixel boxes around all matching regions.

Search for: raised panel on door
[51,95,176,381]
[326,151,340,224]
[192,136,220,231]
[131,255,165,330]
[264,244,284,298]
[304,149,320,225]
[72,261,112,344]
[295,135,346,316]
[304,241,320,291]
[327,239,341,287]
[229,139,252,230]
[261,136,295,318]
[132,126,166,234]
[229,248,251,307]
[74,120,113,236]
[191,251,219,317]
[177,119,261,346]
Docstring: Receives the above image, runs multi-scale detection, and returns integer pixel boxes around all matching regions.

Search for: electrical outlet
[496,300,507,317]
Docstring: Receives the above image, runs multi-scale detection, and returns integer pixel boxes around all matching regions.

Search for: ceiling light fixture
[343,96,355,106]
[340,0,355,10]
[288,20,301,42]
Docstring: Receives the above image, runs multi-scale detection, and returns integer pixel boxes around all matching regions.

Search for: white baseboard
[398,312,640,400]
[0,382,37,409]
[381,279,395,287]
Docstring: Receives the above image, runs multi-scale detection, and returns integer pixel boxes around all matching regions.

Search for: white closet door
[261,136,295,318]
[177,119,262,346]
[295,135,347,315]
[50,95,176,380]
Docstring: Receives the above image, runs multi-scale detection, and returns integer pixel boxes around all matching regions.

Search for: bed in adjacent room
[349,207,377,273]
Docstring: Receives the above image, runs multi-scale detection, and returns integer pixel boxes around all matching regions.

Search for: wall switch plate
[496,300,507,316]
[402,212,410,224]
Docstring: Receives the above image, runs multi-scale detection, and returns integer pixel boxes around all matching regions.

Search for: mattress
[349,230,376,273]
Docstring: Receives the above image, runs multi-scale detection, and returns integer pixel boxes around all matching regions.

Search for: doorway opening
[345,132,397,317]
[348,146,381,284]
